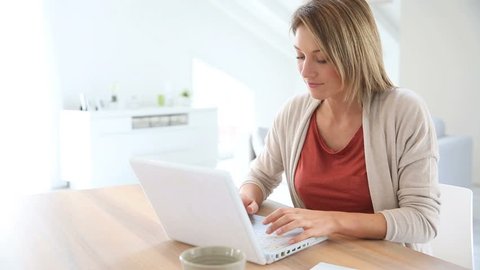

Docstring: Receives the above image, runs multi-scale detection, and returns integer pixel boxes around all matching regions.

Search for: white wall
[400,0,480,185]
[45,0,300,128]
[0,0,61,193]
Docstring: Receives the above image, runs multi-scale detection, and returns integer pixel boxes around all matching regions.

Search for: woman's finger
[263,207,293,225]
[247,201,258,214]
[274,218,303,236]
[288,230,314,244]
[266,212,298,234]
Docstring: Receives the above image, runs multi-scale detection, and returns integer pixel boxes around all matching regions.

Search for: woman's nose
[300,59,316,79]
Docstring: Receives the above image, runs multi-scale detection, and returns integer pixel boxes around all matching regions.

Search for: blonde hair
[291,0,394,104]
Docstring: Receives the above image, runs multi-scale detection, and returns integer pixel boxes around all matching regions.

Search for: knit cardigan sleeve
[364,88,440,246]
[242,94,317,201]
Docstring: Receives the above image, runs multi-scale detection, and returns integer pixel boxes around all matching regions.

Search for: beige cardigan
[243,88,440,253]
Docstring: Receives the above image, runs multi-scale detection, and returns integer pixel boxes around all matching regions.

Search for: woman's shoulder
[366,87,433,133]
[285,92,318,107]
[273,93,319,129]
[370,87,429,113]
[374,87,422,101]
[284,93,319,113]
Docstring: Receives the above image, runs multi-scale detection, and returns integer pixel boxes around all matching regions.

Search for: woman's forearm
[332,211,387,239]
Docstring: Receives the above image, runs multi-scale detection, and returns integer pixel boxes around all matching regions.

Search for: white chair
[431,184,474,269]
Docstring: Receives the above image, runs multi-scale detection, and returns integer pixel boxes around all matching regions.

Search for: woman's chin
[308,91,325,101]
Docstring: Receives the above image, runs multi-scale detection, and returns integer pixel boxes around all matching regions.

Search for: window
[192,58,254,182]
[0,1,60,197]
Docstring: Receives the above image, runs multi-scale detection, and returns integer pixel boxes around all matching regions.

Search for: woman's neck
[320,97,362,123]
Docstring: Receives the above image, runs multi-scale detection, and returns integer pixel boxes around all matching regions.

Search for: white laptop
[130,158,327,265]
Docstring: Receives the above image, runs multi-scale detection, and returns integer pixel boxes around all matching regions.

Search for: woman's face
[294,25,343,101]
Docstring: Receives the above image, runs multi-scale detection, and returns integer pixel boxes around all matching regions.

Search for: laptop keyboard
[250,215,304,252]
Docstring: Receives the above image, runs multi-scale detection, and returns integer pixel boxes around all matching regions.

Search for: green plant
[180,88,191,98]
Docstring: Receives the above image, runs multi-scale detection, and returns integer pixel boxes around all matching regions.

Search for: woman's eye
[296,55,305,60]
[316,59,327,64]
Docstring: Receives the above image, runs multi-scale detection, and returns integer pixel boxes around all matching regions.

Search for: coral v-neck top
[294,112,374,213]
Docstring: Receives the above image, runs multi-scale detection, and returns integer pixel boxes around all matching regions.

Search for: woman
[239,0,440,253]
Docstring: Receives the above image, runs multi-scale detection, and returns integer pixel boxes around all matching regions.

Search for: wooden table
[0,185,466,270]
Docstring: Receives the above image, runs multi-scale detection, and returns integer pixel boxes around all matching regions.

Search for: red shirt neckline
[294,112,374,213]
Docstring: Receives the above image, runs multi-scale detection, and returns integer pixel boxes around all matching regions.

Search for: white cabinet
[60,107,218,189]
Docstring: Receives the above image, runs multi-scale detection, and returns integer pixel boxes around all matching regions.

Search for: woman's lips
[307,82,324,88]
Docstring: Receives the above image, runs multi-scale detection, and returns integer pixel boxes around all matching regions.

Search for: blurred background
[0,0,478,201]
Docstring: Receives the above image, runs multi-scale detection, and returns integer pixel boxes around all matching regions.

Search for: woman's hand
[263,208,338,244]
[263,207,387,243]
[239,183,264,215]
[240,193,259,215]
